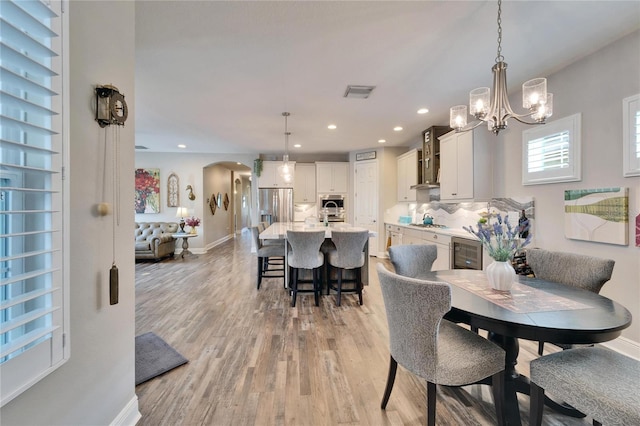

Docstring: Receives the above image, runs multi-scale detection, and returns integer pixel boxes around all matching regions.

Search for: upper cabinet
[258,160,296,188]
[438,130,492,201]
[294,163,316,203]
[421,125,450,186]
[397,149,420,202]
[316,162,348,193]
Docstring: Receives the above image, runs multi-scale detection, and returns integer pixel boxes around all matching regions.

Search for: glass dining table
[431,269,633,426]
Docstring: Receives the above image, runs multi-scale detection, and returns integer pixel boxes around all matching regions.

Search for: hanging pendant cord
[495,0,504,63]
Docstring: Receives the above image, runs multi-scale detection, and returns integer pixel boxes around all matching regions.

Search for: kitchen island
[260,222,377,288]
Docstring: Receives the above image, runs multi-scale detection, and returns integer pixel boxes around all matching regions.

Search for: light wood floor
[135,230,592,425]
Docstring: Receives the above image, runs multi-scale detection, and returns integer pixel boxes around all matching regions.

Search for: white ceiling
[135,1,640,155]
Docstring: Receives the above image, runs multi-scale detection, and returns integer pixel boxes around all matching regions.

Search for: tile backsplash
[386,197,535,234]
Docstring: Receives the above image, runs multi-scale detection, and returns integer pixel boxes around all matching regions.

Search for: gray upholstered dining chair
[527,248,615,355]
[287,230,326,307]
[251,226,285,290]
[376,264,506,426]
[529,347,640,426]
[326,229,369,306]
[388,244,438,279]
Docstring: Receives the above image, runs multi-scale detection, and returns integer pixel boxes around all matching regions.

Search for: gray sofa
[135,222,179,260]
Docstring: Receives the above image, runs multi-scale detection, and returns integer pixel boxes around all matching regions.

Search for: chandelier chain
[495,0,503,63]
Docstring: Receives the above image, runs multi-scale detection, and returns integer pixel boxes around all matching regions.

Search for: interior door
[354,160,379,256]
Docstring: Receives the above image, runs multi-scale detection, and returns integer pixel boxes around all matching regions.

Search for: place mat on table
[445,275,591,313]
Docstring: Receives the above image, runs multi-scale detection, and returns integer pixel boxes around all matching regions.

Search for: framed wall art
[564,187,629,246]
[167,173,179,207]
[135,168,160,214]
[209,194,217,215]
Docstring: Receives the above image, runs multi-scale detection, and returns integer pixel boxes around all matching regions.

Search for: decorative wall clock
[167,173,179,207]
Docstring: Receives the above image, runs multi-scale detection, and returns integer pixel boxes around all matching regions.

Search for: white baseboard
[110,395,141,426]
[204,234,234,252]
[601,336,640,360]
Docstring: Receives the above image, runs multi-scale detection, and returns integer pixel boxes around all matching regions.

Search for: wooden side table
[172,233,197,258]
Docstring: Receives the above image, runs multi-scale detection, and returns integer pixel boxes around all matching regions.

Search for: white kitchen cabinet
[386,224,403,248]
[422,231,451,271]
[396,149,419,202]
[316,162,348,193]
[258,160,295,188]
[402,227,424,245]
[439,130,493,201]
[294,163,316,203]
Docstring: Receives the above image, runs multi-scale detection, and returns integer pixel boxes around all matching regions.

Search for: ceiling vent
[135,145,148,150]
[344,85,375,99]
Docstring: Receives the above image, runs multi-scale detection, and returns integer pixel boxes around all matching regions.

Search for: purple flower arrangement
[185,216,201,227]
[464,213,531,262]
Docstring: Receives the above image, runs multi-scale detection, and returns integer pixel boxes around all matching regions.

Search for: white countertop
[386,222,479,240]
[260,222,377,239]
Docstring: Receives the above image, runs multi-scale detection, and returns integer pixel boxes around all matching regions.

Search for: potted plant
[185,216,201,234]
[464,213,531,291]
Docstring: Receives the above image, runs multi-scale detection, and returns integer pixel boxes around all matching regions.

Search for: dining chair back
[326,229,369,306]
[527,248,615,354]
[251,226,285,290]
[526,248,615,293]
[376,264,506,426]
[388,244,438,279]
[286,230,326,307]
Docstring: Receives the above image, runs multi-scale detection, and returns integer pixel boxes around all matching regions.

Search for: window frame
[522,113,582,186]
[0,0,70,407]
[622,94,640,177]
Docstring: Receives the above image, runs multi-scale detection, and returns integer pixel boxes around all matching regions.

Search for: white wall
[1,2,139,425]
[203,164,233,245]
[496,30,640,351]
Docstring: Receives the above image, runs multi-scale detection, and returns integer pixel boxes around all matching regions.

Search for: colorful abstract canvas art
[135,168,161,213]
[564,187,628,246]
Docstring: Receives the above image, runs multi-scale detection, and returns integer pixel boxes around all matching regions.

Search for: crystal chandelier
[449,0,553,135]
[278,112,293,184]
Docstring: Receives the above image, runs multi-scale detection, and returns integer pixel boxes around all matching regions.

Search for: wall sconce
[186,185,195,201]
[95,85,128,127]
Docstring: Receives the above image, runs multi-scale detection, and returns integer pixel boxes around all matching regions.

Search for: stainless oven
[451,236,483,270]
[319,194,346,222]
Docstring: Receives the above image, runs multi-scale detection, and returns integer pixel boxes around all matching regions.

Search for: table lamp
[176,206,188,233]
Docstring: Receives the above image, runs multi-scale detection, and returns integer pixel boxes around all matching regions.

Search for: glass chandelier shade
[278,112,293,183]
[449,0,553,135]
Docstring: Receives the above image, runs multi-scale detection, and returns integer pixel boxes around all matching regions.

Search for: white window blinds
[526,130,570,173]
[623,94,640,177]
[1,0,67,406]
[522,113,581,185]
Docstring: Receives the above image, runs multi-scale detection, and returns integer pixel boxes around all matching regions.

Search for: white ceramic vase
[486,260,516,291]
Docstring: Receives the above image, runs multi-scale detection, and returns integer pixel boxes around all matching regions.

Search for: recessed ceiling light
[178,144,186,148]
[378,139,386,143]
[236,162,241,165]
[294,144,301,148]
[328,124,337,130]
[417,108,429,114]
[393,126,403,131]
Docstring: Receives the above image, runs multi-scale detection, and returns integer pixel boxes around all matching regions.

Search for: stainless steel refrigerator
[258,188,293,224]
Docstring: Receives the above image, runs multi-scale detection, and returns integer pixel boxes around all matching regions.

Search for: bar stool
[251,226,285,289]
[326,229,369,306]
[286,230,326,307]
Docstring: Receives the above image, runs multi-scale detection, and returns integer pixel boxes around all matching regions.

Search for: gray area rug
[135,332,188,385]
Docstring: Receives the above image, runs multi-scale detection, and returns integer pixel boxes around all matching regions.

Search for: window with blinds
[522,113,582,185]
[1,0,68,406]
[623,94,640,177]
